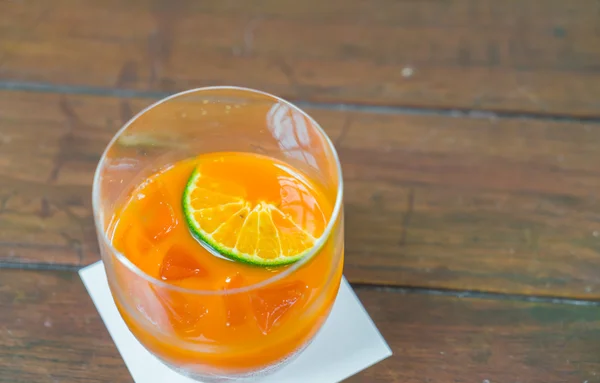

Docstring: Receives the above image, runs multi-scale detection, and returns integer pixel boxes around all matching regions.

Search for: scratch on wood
[335,116,352,148]
[39,198,51,218]
[370,191,384,211]
[399,188,415,246]
[48,97,81,183]
[457,40,471,66]
[148,0,179,86]
[487,41,501,67]
[116,61,138,88]
[249,144,268,154]
[273,57,311,99]
[0,192,14,214]
[56,201,100,263]
[120,101,133,124]
[274,57,306,95]
[59,232,84,264]
[115,61,138,123]
[275,58,295,85]
[243,17,263,54]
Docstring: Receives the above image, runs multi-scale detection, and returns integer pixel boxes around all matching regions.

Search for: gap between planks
[1,80,600,124]
[351,282,600,307]
[1,262,599,306]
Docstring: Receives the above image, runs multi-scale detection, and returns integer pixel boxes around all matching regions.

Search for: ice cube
[222,273,249,327]
[140,182,178,242]
[154,288,208,337]
[160,245,206,281]
[250,281,308,335]
[130,282,170,329]
[119,224,161,266]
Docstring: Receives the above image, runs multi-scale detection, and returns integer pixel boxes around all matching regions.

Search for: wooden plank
[0,92,146,266]
[338,113,600,298]
[1,269,599,382]
[2,90,600,297]
[0,269,129,383]
[352,289,600,383]
[1,0,600,116]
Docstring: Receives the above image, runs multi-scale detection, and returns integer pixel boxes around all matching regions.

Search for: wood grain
[0,92,146,266]
[337,112,600,298]
[0,269,129,383]
[1,269,599,382]
[1,0,600,116]
[2,90,600,297]
[350,288,600,383]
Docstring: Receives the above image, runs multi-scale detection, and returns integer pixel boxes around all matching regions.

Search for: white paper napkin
[80,262,392,382]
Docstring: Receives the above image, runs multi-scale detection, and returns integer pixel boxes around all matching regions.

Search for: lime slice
[182,168,317,266]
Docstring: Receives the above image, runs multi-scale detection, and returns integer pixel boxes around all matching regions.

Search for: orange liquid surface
[110,152,343,374]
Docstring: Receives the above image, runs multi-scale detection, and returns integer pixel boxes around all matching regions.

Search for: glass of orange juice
[92,87,344,381]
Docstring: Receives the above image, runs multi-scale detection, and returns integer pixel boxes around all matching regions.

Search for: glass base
[158,340,311,382]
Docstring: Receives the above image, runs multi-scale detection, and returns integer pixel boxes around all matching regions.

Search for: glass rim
[92,86,344,296]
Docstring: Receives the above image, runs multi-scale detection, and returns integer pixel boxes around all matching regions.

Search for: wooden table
[1,1,600,382]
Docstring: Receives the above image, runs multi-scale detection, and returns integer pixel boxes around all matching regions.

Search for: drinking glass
[92,87,344,381]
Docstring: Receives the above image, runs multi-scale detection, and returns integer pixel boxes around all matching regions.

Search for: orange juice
[110,152,343,375]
